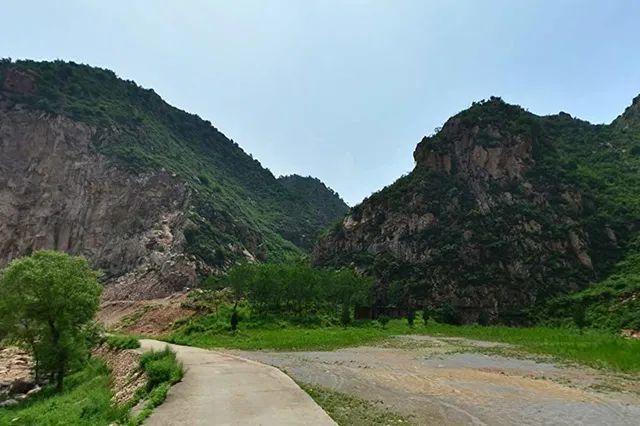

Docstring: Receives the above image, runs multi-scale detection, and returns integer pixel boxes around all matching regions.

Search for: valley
[1,58,639,425]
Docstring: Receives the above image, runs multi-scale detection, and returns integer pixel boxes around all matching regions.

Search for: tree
[573,300,588,333]
[329,268,373,325]
[377,315,390,329]
[0,250,102,392]
[422,308,430,326]
[230,303,240,332]
[407,309,415,327]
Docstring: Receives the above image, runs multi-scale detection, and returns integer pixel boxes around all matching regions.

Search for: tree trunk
[55,363,65,392]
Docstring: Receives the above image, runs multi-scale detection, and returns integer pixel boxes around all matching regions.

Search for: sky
[1,1,639,205]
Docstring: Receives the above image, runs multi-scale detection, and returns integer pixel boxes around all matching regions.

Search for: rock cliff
[315,97,640,323]
[0,60,348,299]
[0,103,196,299]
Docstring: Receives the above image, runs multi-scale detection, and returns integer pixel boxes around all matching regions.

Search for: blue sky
[2,1,639,204]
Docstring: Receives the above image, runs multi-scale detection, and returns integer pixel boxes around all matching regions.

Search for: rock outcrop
[0,102,196,299]
[314,97,634,323]
[0,60,350,300]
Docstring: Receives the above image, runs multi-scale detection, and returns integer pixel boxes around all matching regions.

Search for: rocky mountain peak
[613,94,640,130]
[413,97,534,181]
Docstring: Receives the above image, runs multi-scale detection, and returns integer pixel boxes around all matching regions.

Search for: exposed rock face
[314,99,608,323]
[0,347,33,403]
[0,60,353,301]
[0,103,196,299]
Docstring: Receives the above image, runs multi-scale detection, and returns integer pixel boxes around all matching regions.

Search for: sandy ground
[230,335,640,426]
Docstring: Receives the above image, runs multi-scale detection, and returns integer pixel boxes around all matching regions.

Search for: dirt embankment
[93,346,146,405]
[98,293,195,336]
[232,335,640,426]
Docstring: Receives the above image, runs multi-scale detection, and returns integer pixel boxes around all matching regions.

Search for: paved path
[139,339,336,426]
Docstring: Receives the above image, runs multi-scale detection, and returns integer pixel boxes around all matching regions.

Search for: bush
[105,335,140,350]
[435,304,462,325]
[407,310,415,327]
[422,309,430,325]
[140,347,184,391]
[377,315,390,328]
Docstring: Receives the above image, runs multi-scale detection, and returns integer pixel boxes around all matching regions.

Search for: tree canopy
[0,250,102,391]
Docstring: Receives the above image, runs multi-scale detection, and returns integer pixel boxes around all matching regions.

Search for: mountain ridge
[0,59,348,299]
[314,95,640,324]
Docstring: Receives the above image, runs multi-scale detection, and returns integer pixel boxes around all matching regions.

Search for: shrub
[230,307,240,331]
[407,310,415,327]
[140,347,184,391]
[435,304,462,325]
[422,309,430,325]
[377,315,390,328]
[105,335,140,350]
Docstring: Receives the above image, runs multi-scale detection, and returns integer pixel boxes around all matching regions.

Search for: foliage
[0,59,348,265]
[139,347,184,391]
[317,95,640,327]
[377,315,390,328]
[0,250,102,391]
[406,309,415,327]
[0,359,127,425]
[130,347,184,425]
[214,262,373,318]
[422,309,430,325]
[542,249,640,331]
[277,174,350,241]
[230,306,240,331]
[434,304,462,325]
[105,335,141,350]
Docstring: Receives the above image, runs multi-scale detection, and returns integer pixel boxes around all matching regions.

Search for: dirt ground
[231,335,640,426]
[98,293,195,336]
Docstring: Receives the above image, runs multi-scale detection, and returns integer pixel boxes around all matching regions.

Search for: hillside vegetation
[0,59,347,265]
[315,96,640,325]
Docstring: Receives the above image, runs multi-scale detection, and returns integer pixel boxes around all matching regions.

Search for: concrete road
[139,339,336,426]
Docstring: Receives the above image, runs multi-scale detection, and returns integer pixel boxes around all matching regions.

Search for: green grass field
[0,359,127,426]
[168,318,640,373]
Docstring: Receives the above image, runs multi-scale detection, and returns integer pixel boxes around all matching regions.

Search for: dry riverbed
[229,335,640,425]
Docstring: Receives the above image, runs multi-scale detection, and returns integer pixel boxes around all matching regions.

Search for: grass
[0,346,184,425]
[129,347,184,425]
[301,384,415,426]
[105,334,140,350]
[168,316,640,373]
[0,359,127,426]
[427,323,640,373]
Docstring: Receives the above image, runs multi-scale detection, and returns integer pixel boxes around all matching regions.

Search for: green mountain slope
[0,59,346,266]
[278,174,349,241]
[315,96,640,325]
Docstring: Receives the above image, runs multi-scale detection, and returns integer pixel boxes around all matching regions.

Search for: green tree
[0,250,102,392]
[407,309,415,327]
[230,304,240,332]
[377,315,390,329]
[422,308,430,326]
[573,301,588,333]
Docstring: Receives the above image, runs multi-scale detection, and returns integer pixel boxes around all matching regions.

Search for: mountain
[0,59,347,300]
[277,174,349,236]
[314,96,640,325]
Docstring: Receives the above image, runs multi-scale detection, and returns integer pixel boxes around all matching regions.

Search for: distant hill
[0,59,347,299]
[314,96,640,326]
[278,174,349,246]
